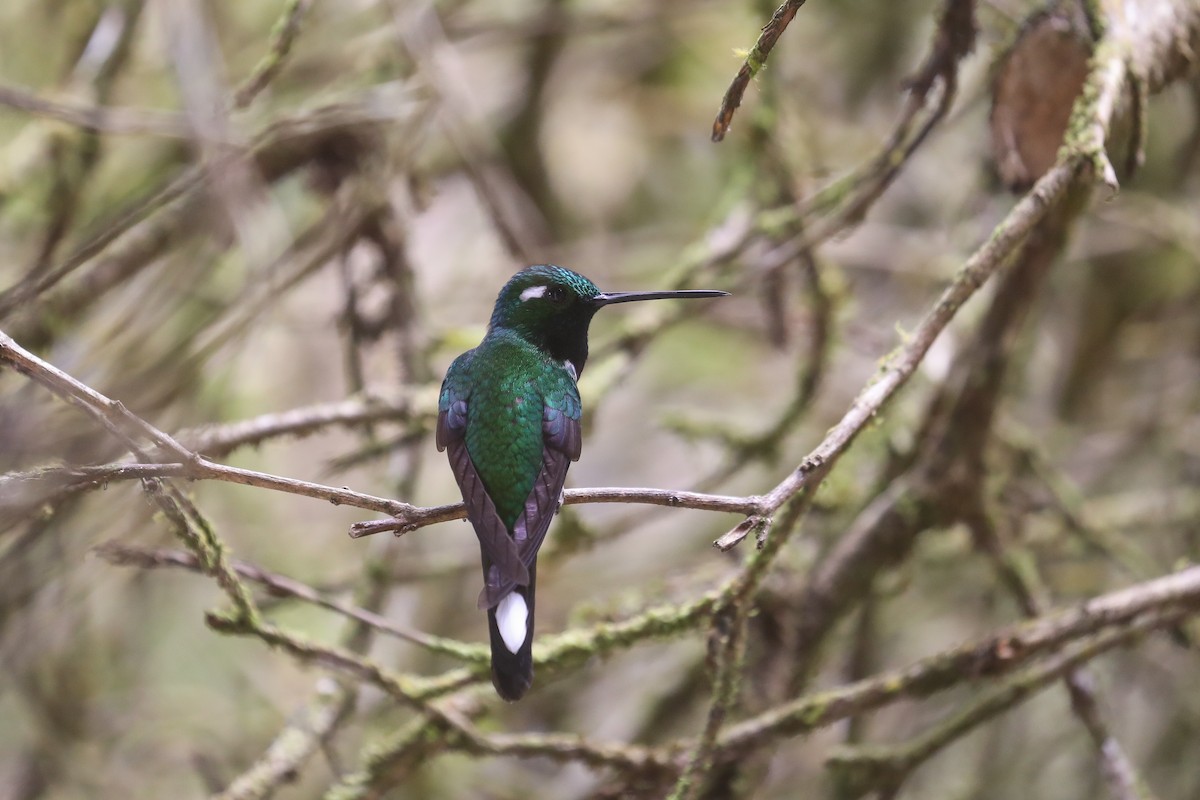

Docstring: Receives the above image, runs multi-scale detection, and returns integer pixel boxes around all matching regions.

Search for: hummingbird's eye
[544,286,568,304]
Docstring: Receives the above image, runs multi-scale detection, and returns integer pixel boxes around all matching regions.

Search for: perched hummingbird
[436,265,726,700]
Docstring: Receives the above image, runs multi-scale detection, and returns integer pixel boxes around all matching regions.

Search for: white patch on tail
[496,592,528,653]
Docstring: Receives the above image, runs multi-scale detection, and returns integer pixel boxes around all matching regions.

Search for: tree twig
[94,541,483,660]
[711,0,810,142]
[234,0,313,108]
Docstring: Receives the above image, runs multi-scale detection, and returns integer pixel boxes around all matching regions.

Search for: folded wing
[437,393,530,595]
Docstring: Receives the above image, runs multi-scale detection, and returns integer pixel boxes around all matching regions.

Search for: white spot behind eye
[563,360,578,381]
[520,285,548,302]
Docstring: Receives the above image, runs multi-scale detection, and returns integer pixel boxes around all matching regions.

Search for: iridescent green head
[489,265,599,330]
[487,264,727,377]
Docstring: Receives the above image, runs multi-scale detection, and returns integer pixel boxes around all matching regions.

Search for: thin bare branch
[0,82,194,138]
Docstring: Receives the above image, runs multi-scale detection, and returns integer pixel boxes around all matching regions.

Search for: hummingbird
[436,265,726,700]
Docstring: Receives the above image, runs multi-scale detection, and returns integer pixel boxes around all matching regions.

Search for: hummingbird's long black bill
[592,289,728,307]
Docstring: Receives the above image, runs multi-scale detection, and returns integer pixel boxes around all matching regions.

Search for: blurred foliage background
[0,0,1198,798]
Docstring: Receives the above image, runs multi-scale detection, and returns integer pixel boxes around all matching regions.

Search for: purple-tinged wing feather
[435,397,466,451]
[477,403,580,608]
[513,447,571,563]
[438,406,530,600]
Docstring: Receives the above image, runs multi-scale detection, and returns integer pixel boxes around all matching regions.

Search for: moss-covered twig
[234,0,313,108]
[711,0,810,142]
[824,611,1175,799]
[718,566,1200,756]
[970,507,1156,800]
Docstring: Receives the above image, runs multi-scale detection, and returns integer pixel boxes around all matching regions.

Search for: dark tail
[486,562,536,701]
